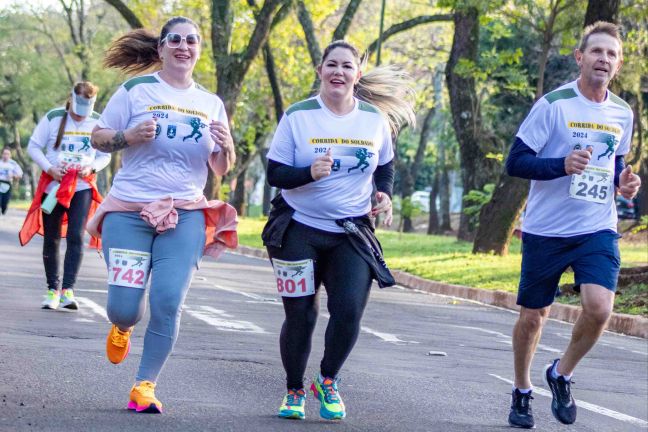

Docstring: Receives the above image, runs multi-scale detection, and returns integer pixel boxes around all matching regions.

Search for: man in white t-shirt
[505,22,641,429]
[0,148,24,214]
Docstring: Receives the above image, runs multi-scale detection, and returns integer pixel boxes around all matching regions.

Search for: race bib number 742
[108,248,151,289]
[272,258,315,297]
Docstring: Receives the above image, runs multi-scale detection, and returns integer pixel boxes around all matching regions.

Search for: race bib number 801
[272,258,315,297]
[108,248,151,289]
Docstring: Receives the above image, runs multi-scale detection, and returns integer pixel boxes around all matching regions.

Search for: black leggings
[267,220,373,390]
[0,183,11,215]
[41,188,92,290]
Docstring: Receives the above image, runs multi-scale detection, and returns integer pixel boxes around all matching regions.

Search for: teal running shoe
[278,388,305,419]
[310,375,345,420]
[60,289,79,310]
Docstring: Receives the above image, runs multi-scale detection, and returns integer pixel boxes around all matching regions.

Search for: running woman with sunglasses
[19,81,110,311]
[87,16,237,414]
[263,40,415,421]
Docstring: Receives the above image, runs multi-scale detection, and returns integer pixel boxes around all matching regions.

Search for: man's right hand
[47,166,66,181]
[564,148,592,175]
[125,119,157,145]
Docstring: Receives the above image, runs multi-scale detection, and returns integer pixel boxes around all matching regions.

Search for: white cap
[70,90,96,117]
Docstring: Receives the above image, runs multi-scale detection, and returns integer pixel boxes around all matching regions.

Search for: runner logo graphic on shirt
[183,117,205,142]
[597,134,617,160]
[79,137,91,151]
[348,148,373,173]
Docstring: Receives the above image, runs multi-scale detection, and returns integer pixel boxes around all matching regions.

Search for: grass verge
[238,217,647,316]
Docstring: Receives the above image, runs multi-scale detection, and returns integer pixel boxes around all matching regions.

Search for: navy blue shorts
[517,229,621,309]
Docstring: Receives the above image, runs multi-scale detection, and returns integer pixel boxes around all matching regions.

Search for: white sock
[551,360,573,380]
[513,385,532,394]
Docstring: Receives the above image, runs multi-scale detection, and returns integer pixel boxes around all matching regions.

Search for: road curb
[234,245,648,339]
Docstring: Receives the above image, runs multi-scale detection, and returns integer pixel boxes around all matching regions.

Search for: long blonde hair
[320,40,416,134]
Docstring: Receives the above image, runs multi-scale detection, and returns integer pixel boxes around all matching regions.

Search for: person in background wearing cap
[0,148,24,215]
[19,81,111,311]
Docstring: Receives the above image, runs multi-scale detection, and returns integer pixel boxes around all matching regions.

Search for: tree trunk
[472,0,572,255]
[472,175,529,254]
[584,0,619,25]
[10,124,34,197]
[427,170,440,234]
[440,167,452,231]
[231,169,247,216]
[445,8,499,241]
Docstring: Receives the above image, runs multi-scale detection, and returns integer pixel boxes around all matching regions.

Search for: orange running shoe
[128,381,163,413]
[106,325,132,364]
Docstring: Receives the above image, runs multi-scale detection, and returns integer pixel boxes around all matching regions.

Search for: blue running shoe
[278,388,305,420]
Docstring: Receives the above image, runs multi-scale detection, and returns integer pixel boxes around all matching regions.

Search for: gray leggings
[101,210,205,383]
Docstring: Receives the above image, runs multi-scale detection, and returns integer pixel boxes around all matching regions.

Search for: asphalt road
[0,208,646,431]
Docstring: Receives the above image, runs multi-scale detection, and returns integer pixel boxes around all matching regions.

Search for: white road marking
[360,325,420,344]
[76,296,108,321]
[319,312,419,344]
[185,305,268,334]
[211,283,279,304]
[490,373,648,428]
[448,324,562,353]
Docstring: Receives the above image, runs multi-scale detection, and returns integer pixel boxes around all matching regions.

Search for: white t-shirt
[267,95,393,232]
[517,80,633,236]
[98,72,228,202]
[0,159,23,183]
[28,108,110,194]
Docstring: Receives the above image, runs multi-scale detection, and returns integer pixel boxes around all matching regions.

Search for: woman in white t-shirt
[0,148,23,215]
[19,81,110,311]
[263,40,415,420]
[89,16,237,414]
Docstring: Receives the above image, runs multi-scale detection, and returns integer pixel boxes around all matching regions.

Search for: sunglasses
[163,33,201,48]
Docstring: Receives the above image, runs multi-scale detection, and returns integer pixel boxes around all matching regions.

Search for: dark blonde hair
[104,16,199,74]
[320,40,416,134]
[54,81,99,149]
[579,21,623,56]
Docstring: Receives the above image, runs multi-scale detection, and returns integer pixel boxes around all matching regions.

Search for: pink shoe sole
[127,400,162,414]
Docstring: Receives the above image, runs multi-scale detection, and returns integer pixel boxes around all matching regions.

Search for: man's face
[2,150,9,161]
[575,33,623,89]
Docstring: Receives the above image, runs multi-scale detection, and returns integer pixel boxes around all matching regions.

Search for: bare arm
[91,120,157,153]
[91,127,130,153]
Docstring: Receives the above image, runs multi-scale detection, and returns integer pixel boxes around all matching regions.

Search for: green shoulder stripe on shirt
[285,99,321,116]
[195,82,214,95]
[358,100,380,114]
[46,108,66,121]
[124,75,159,91]
[608,93,631,110]
[544,88,577,104]
[91,111,101,119]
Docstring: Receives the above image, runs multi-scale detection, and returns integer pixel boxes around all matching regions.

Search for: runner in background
[0,148,24,215]
[505,21,641,429]
[88,16,237,414]
[19,82,110,311]
[263,40,415,421]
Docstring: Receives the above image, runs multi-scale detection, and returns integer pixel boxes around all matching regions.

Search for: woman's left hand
[371,191,393,227]
[210,121,234,155]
